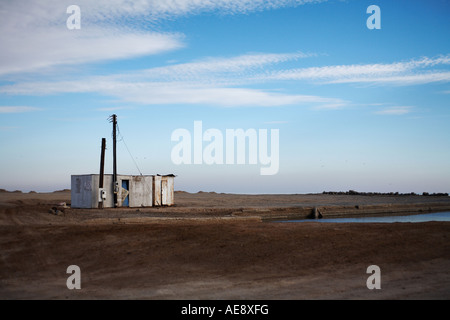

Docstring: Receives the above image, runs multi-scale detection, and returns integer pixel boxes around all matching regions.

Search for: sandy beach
[0,190,449,300]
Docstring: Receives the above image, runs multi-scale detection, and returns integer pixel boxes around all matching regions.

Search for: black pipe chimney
[98,138,106,209]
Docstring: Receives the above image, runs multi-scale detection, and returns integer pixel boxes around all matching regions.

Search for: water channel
[278,211,450,223]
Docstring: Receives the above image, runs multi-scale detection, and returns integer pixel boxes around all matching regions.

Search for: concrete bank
[231,202,450,221]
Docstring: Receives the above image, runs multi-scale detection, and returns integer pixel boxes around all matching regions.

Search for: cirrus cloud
[266,55,450,85]
[0,106,41,113]
[374,106,413,115]
[0,0,324,76]
[0,52,346,108]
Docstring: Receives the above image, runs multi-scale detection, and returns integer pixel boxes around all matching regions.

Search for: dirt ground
[0,190,449,300]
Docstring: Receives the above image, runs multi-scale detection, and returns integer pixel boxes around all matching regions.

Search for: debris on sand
[48,202,69,216]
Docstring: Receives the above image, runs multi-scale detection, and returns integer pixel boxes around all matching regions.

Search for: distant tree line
[322,190,449,196]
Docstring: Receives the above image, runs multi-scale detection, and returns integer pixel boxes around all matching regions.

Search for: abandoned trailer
[70,114,175,209]
[71,174,175,208]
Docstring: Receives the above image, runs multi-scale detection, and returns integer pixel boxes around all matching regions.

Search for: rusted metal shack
[71,174,174,208]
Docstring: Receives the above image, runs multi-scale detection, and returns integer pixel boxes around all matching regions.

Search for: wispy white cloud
[0,51,346,108]
[267,55,450,85]
[75,0,326,22]
[101,84,346,107]
[0,106,41,113]
[2,51,447,109]
[328,72,450,85]
[137,52,314,83]
[374,106,413,115]
[0,52,310,94]
[0,0,323,76]
[0,79,346,108]
[270,63,410,80]
[0,26,183,76]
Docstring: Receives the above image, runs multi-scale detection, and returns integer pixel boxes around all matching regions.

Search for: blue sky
[0,0,449,193]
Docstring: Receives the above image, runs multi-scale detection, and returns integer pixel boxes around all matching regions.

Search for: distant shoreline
[0,188,449,197]
[321,190,449,197]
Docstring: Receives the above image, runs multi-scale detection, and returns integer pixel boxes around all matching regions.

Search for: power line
[116,122,144,176]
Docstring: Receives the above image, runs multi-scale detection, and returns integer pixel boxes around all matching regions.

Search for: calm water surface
[280,211,450,223]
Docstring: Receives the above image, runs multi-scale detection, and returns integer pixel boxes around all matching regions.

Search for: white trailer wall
[71,174,115,208]
[129,175,153,207]
[111,175,153,208]
[161,176,174,206]
[71,175,95,208]
[153,175,162,206]
[71,174,172,208]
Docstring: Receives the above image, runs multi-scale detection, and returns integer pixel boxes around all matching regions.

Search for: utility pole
[109,114,118,207]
